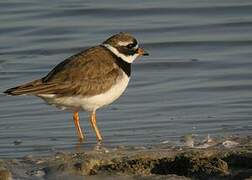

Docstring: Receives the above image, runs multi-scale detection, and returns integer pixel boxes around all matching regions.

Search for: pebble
[13,140,22,146]
[161,140,169,144]
[222,140,239,148]
[34,170,45,177]
[36,160,45,164]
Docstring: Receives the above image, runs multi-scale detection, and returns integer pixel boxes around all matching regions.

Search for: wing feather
[4,46,120,97]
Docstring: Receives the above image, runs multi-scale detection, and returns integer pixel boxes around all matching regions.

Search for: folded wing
[4,46,119,97]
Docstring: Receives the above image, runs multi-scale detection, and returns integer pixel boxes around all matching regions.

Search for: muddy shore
[0,136,251,180]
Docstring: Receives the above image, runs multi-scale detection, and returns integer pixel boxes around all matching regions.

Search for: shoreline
[0,136,251,180]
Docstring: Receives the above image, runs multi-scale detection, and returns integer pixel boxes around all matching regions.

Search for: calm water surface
[0,0,252,158]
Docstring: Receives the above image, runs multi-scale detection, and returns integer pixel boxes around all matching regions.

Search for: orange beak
[136,48,149,56]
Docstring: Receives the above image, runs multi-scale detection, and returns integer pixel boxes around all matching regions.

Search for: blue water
[0,0,252,158]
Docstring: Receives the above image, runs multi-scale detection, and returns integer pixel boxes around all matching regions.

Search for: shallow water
[0,0,252,158]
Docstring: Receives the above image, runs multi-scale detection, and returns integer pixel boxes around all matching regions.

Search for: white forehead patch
[118,41,132,46]
[117,41,139,49]
[102,44,139,63]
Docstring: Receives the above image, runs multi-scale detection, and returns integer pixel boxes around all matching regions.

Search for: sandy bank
[0,136,251,180]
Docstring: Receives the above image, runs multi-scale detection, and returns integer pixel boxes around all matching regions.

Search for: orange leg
[89,111,102,141]
[73,112,84,141]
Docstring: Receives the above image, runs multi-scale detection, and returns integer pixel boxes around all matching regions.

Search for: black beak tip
[143,52,149,56]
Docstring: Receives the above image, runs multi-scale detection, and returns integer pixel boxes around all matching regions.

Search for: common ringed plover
[4,32,149,142]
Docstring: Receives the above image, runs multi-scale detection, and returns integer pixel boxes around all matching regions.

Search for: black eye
[126,43,135,49]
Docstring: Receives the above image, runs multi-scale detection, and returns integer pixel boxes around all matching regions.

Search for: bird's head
[102,32,149,63]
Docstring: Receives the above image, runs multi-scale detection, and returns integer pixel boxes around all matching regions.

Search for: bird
[4,32,149,142]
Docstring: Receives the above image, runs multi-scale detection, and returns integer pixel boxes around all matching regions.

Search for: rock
[222,140,239,148]
[151,151,229,179]
[13,140,22,146]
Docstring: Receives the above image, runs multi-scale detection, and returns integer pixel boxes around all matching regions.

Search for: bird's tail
[3,79,56,96]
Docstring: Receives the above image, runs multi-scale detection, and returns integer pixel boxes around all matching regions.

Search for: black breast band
[115,57,131,77]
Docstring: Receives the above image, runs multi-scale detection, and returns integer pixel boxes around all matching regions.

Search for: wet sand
[0,136,251,180]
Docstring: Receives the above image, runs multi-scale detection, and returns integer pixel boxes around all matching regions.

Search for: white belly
[39,73,130,112]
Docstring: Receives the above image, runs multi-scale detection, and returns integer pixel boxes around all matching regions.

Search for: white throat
[102,44,139,63]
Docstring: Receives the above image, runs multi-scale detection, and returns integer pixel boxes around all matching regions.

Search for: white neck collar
[102,44,139,63]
